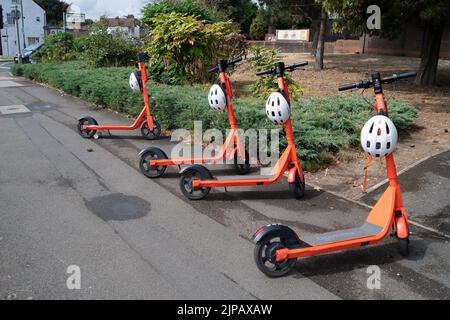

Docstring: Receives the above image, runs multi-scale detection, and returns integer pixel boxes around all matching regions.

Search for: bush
[250,16,265,40]
[144,13,240,84]
[141,0,224,26]
[81,23,139,68]
[11,63,418,169]
[33,33,76,63]
[247,45,303,99]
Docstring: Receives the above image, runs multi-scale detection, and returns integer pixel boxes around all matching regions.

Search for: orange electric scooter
[252,71,417,277]
[138,57,251,178]
[178,61,308,200]
[77,53,161,140]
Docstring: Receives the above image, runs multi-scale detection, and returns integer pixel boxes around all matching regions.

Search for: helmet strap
[361,155,373,193]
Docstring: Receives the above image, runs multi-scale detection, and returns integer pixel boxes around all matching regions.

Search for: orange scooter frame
[178,61,308,200]
[77,52,161,140]
[252,71,416,277]
[138,58,250,179]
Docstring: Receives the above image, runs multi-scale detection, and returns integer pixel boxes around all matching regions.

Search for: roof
[107,15,138,28]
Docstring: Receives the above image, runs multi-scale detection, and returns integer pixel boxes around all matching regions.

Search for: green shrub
[144,13,240,84]
[141,0,224,26]
[247,45,303,99]
[11,63,418,169]
[250,16,266,40]
[81,23,139,68]
[33,33,76,63]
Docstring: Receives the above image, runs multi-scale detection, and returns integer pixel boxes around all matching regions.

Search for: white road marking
[0,105,31,115]
[0,80,23,88]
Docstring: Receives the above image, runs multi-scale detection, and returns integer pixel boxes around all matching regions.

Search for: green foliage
[11,63,418,170]
[198,0,258,36]
[81,23,139,68]
[73,36,89,54]
[144,13,239,84]
[323,0,450,37]
[247,45,303,99]
[250,15,266,40]
[141,0,224,26]
[33,33,76,63]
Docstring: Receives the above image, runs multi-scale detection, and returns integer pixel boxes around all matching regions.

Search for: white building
[106,15,141,39]
[0,0,46,56]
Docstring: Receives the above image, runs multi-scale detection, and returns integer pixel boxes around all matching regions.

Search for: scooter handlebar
[338,71,417,91]
[208,57,244,74]
[256,61,308,76]
[286,61,308,71]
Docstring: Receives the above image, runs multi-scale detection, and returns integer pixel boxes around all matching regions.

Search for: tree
[141,0,224,26]
[34,0,68,26]
[323,0,450,86]
[250,15,265,40]
[314,4,328,70]
[197,0,258,36]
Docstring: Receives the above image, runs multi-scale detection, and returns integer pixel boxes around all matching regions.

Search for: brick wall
[250,26,450,60]
[335,26,450,60]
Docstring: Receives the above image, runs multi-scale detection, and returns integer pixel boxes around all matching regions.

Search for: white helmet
[266,92,290,125]
[361,115,398,158]
[208,84,227,112]
[129,71,142,93]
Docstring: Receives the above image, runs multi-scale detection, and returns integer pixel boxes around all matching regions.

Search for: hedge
[11,63,418,171]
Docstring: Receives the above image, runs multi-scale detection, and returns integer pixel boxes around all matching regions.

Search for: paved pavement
[0,65,449,300]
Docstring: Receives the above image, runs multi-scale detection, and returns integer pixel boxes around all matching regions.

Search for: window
[6,13,13,24]
[36,17,40,22]
[28,37,40,46]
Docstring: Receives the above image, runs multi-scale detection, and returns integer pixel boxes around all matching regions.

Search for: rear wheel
[141,120,161,140]
[139,148,168,178]
[254,234,297,278]
[233,150,251,175]
[289,172,306,199]
[180,166,212,200]
[77,117,98,139]
[398,237,410,257]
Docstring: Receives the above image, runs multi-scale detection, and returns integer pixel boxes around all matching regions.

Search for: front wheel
[77,117,98,139]
[398,237,410,257]
[141,120,161,140]
[254,234,297,278]
[139,148,168,179]
[234,150,251,175]
[179,166,212,200]
[289,172,306,199]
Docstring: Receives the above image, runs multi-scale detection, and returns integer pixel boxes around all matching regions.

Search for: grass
[11,63,418,171]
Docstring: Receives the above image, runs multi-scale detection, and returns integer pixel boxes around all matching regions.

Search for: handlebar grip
[396,71,417,80]
[228,57,243,65]
[338,83,358,91]
[256,68,274,76]
[288,61,309,69]
[208,67,219,74]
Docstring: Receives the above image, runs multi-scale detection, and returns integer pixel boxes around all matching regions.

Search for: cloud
[69,0,148,19]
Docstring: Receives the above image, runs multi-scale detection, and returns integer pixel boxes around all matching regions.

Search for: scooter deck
[301,223,383,247]
[213,174,275,181]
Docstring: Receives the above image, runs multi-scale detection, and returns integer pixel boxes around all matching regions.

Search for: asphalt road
[0,64,449,300]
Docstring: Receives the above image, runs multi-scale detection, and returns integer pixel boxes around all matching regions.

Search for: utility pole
[20,0,26,49]
[14,4,22,63]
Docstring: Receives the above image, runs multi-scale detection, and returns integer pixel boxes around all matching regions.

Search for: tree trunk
[311,20,320,57]
[415,22,444,86]
[314,6,328,70]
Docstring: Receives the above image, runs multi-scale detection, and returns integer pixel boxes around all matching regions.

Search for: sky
[69,0,149,20]
[69,0,260,20]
